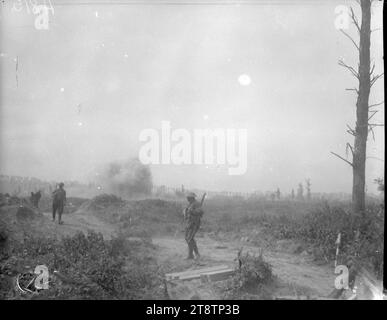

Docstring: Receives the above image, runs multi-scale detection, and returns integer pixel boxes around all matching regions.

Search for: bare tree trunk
[352,0,371,214]
[333,0,383,213]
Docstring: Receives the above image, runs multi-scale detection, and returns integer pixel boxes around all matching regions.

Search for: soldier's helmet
[59,182,64,187]
[186,192,196,199]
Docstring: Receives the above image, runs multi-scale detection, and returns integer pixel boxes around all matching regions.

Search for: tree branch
[371,27,382,33]
[346,124,356,136]
[370,73,384,87]
[346,143,354,157]
[346,87,359,94]
[368,126,376,141]
[369,101,384,108]
[368,110,378,121]
[340,29,360,51]
[339,59,360,79]
[369,62,375,76]
[331,151,353,167]
[349,7,361,34]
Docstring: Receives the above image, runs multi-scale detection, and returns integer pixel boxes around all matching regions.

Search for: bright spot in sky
[95,11,99,18]
[78,122,83,126]
[238,74,251,86]
[60,88,65,92]
[203,114,209,120]
[124,53,128,58]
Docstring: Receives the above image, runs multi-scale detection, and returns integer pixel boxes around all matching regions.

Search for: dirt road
[153,235,336,299]
[41,210,116,239]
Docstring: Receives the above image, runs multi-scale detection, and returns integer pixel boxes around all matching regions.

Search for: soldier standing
[30,190,42,208]
[52,182,66,224]
[34,190,42,208]
[184,192,203,260]
[30,192,35,206]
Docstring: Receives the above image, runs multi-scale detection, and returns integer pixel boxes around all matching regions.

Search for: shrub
[224,249,273,299]
[237,249,273,287]
[0,230,160,299]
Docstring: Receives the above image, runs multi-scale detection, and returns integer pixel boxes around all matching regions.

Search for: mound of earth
[77,194,125,212]
[0,205,52,242]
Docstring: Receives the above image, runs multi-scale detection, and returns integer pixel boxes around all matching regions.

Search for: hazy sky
[0,0,384,194]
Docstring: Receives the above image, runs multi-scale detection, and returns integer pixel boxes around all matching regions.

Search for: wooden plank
[170,273,201,281]
[165,265,234,281]
[167,265,230,276]
[174,268,234,282]
[275,295,334,300]
[166,265,231,281]
[200,269,235,283]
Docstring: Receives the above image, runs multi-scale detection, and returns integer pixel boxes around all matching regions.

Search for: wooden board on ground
[165,265,235,282]
[200,269,235,283]
[275,295,335,300]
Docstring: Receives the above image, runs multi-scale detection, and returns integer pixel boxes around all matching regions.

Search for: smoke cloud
[97,158,153,198]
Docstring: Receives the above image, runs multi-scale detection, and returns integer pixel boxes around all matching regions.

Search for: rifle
[199,193,206,217]
[200,193,207,206]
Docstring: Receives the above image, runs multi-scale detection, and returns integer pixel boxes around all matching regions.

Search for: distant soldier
[34,190,42,208]
[276,188,281,200]
[30,192,35,205]
[4,193,10,205]
[52,183,66,224]
[183,192,203,260]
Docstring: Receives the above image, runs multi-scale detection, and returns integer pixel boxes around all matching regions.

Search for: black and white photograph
[0,0,385,304]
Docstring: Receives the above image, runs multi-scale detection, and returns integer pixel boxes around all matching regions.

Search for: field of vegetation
[0,192,384,299]
[206,197,383,275]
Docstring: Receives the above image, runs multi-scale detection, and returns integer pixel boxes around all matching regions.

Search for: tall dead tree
[332,0,384,214]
